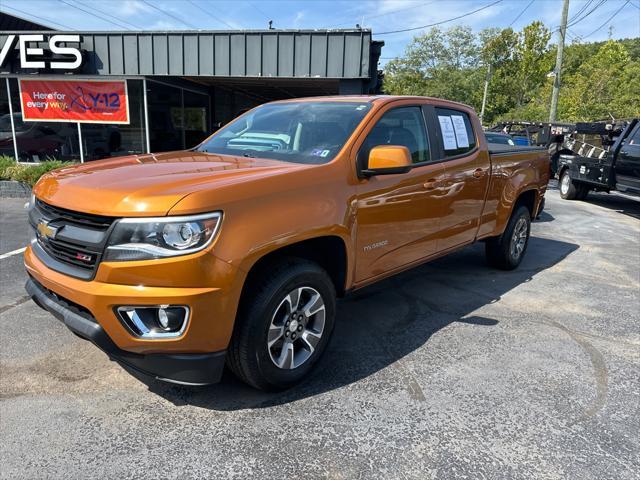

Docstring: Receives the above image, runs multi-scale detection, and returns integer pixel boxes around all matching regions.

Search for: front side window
[360,106,430,164]
[628,124,640,146]
[197,101,371,165]
[435,107,477,157]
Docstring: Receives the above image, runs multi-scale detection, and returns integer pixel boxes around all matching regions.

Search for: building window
[184,90,210,148]
[81,79,146,161]
[7,78,81,163]
[147,80,210,153]
[0,80,15,160]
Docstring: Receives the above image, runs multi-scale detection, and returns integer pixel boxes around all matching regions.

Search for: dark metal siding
[0,29,374,78]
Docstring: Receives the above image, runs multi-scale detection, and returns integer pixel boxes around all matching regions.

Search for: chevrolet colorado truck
[25,96,550,391]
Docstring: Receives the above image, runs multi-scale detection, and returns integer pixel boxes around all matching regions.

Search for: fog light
[116,305,189,339]
[158,308,169,329]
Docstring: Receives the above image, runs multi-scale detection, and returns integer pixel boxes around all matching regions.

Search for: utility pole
[480,64,492,126]
[549,0,570,122]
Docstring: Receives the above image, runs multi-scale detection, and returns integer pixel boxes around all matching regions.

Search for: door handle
[423,179,438,190]
[472,168,485,178]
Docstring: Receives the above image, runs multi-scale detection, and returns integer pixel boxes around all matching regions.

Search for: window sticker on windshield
[451,115,470,148]
[311,149,331,157]
[356,105,367,110]
[438,115,458,150]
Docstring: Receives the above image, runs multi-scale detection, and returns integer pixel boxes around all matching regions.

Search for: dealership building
[0,12,383,162]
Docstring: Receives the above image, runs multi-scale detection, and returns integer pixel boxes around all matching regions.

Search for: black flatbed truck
[557,119,640,200]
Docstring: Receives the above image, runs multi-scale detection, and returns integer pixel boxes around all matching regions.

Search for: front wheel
[485,205,531,270]
[227,258,336,391]
[559,169,578,199]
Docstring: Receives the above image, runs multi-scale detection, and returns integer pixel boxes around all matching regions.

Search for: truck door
[430,106,491,252]
[354,104,446,282]
[615,123,640,193]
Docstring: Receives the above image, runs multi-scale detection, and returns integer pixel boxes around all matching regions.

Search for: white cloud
[120,0,151,17]
[149,20,182,30]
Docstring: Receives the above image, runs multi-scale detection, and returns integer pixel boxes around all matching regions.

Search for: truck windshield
[196,101,371,164]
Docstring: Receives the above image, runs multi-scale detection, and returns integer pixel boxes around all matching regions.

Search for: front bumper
[26,277,226,385]
[24,245,243,354]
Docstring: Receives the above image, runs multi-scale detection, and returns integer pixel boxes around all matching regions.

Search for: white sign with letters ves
[0,34,83,70]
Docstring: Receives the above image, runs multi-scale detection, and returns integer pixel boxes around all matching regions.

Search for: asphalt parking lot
[1,183,639,479]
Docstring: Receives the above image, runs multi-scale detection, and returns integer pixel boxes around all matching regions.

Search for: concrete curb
[0,180,31,198]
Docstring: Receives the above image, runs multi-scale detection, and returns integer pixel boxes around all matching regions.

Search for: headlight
[104,212,222,261]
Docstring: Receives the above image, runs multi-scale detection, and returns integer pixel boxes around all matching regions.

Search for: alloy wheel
[267,286,326,370]
[510,217,528,260]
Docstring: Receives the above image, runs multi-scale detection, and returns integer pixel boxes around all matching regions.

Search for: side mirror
[362,145,412,177]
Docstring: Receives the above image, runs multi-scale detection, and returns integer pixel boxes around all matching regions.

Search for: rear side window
[435,107,477,157]
[360,106,430,164]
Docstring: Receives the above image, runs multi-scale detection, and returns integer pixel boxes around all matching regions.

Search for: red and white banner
[19,79,129,124]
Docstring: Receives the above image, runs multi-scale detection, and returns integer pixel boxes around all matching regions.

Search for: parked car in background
[0,113,119,162]
[490,121,575,174]
[0,113,77,162]
[25,96,550,391]
[558,118,640,200]
[485,131,515,145]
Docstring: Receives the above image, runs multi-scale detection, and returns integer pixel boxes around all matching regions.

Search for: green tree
[383,23,639,124]
[383,26,485,110]
[560,40,639,121]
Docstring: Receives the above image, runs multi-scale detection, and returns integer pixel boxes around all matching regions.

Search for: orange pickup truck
[25,96,549,390]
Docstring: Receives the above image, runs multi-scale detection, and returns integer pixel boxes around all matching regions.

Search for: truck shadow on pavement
[143,236,578,410]
[581,193,640,220]
[548,179,640,220]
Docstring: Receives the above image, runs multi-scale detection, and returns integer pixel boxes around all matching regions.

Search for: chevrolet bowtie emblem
[37,221,58,240]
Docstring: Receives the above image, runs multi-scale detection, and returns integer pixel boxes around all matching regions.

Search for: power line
[509,0,535,27]
[549,0,606,34]
[568,0,594,24]
[327,1,435,29]
[76,0,146,30]
[375,0,504,35]
[57,0,132,30]
[567,0,607,28]
[248,2,270,20]
[0,5,74,30]
[187,0,239,29]
[141,0,197,29]
[581,0,632,38]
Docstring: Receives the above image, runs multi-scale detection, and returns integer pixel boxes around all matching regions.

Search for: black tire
[576,186,590,200]
[227,258,336,391]
[559,169,578,200]
[535,197,545,219]
[485,205,531,270]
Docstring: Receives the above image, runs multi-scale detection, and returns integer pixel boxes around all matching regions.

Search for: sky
[2,0,639,64]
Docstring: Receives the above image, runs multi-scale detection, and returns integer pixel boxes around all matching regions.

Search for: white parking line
[0,247,26,260]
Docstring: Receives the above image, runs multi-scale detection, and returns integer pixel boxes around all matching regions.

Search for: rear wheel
[576,186,590,200]
[486,205,531,270]
[227,258,336,391]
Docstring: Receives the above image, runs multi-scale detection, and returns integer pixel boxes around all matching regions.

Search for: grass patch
[0,156,76,186]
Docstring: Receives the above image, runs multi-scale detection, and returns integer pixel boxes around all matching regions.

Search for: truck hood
[33,151,305,216]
